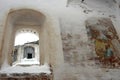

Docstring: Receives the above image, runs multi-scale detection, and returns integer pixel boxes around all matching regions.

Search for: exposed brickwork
[0,73,53,80]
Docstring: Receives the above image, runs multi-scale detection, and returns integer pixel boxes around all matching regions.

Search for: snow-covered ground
[0,64,51,74]
[13,58,40,66]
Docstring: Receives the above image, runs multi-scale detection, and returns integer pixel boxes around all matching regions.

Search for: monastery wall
[0,0,120,80]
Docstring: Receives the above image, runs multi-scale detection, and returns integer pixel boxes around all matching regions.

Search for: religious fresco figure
[86,18,120,68]
[103,44,114,67]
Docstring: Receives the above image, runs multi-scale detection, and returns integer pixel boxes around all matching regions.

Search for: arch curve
[8,9,46,27]
[1,8,64,69]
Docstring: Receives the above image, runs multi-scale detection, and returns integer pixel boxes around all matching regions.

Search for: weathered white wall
[0,0,120,80]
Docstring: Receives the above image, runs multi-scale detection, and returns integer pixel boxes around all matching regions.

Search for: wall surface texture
[0,0,120,80]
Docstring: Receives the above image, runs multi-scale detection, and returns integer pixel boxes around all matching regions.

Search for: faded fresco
[86,18,120,68]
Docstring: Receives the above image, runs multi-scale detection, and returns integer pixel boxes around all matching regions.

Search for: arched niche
[1,9,64,68]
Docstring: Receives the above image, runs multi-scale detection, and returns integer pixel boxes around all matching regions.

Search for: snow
[0,64,51,74]
[13,58,40,66]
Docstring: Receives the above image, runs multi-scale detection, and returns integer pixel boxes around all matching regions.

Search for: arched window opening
[24,46,35,59]
[0,9,64,77]
[12,30,40,66]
